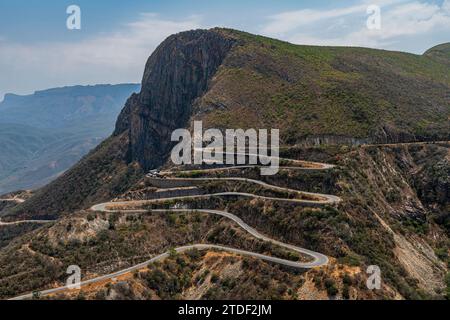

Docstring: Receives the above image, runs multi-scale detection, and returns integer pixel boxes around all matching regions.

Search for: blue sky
[0,0,449,99]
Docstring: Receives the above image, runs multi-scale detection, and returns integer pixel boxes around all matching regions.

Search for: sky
[0,0,449,100]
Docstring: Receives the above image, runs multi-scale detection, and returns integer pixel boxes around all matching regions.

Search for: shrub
[342,284,350,299]
[324,278,338,296]
[343,273,353,286]
[211,273,220,284]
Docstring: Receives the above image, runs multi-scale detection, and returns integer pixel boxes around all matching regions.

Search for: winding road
[0,219,53,226]
[0,198,25,204]
[9,157,341,300]
[0,198,54,226]
[92,205,330,268]
[154,175,340,204]
[7,141,449,299]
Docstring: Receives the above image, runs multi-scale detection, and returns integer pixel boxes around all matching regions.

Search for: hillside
[195,31,449,144]
[1,29,448,300]
[7,28,449,219]
[0,142,448,300]
[0,84,140,194]
[424,43,450,66]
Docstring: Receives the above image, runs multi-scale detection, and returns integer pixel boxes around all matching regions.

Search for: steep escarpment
[6,29,449,219]
[336,143,449,297]
[7,29,236,218]
[2,143,447,299]
[115,29,236,171]
[1,29,448,300]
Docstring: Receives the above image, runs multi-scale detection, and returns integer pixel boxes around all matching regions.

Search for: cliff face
[6,29,236,217]
[115,30,236,170]
[1,30,448,300]
[7,29,449,219]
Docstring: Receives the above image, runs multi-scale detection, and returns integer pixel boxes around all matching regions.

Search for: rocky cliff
[1,29,448,300]
[115,30,236,171]
[5,29,237,217]
[6,28,449,218]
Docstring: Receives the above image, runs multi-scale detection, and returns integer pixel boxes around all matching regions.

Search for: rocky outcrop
[5,30,236,217]
[115,29,236,171]
[7,29,449,220]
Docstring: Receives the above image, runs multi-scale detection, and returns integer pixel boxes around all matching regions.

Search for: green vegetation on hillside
[201,29,449,143]
[0,84,140,194]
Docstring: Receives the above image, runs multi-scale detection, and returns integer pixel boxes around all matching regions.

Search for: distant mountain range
[12,29,450,219]
[0,84,140,194]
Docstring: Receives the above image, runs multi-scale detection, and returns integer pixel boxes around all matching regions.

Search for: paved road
[0,198,53,226]
[0,198,25,204]
[102,192,339,210]
[276,140,450,150]
[362,140,449,148]
[153,176,341,204]
[10,157,338,300]
[163,165,332,175]
[9,240,327,300]
[195,149,336,169]
[0,219,53,226]
[8,141,449,300]
[93,206,329,267]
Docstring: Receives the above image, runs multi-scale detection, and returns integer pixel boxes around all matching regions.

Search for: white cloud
[377,1,450,37]
[260,0,450,52]
[1,2,448,100]
[261,0,403,36]
[261,5,367,36]
[444,0,450,12]
[0,14,203,99]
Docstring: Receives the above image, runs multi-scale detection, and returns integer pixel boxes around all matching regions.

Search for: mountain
[424,42,450,66]
[9,29,449,218]
[1,29,448,300]
[0,84,140,194]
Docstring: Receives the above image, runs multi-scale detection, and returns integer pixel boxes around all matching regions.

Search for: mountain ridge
[424,42,450,65]
[5,28,449,218]
[0,28,448,301]
[0,83,140,194]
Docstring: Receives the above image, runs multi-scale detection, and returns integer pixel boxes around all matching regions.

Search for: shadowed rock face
[7,29,449,219]
[115,29,236,171]
[6,30,236,217]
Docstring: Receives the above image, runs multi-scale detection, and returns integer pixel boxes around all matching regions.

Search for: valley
[0,84,140,194]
